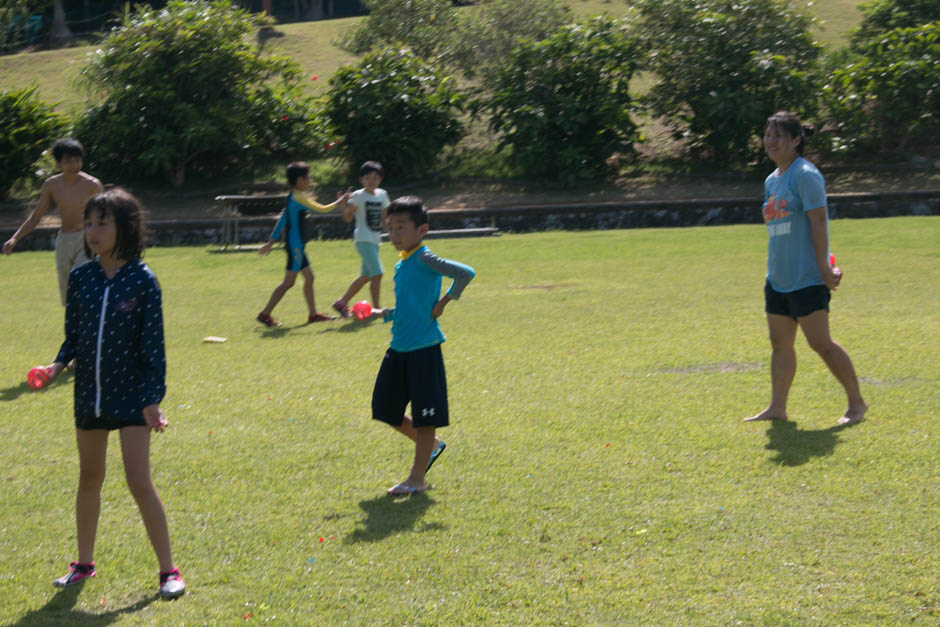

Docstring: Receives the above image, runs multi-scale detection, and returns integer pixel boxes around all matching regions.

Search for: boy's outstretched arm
[295,192,345,214]
[2,182,52,254]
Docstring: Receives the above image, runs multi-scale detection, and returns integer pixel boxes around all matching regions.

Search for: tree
[479,17,641,185]
[449,0,571,80]
[823,22,939,156]
[323,47,464,178]
[74,0,322,187]
[0,87,66,199]
[636,0,821,165]
[340,0,457,58]
[850,0,940,49]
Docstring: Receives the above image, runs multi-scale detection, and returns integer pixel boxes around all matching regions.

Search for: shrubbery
[479,17,641,185]
[0,87,66,199]
[73,0,322,187]
[323,47,464,179]
[635,0,821,165]
[823,23,939,156]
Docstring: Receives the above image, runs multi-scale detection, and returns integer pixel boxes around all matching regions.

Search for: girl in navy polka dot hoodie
[47,188,185,598]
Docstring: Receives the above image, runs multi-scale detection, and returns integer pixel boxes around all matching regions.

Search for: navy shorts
[372,344,449,428]
[765,281,830,319]
[76,412,146,431]
[285,246,310,272]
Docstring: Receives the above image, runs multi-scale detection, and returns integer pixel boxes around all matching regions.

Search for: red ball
[352,300,372,320]
[27,366,50,390]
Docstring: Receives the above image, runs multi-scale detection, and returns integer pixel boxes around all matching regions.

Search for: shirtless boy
[3,138,104,305]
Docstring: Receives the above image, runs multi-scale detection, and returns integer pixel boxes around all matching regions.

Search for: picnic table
[214,194,286,249]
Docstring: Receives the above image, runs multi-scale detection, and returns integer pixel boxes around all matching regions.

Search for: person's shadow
[346,492,443,543]
[764,419,860,466]
[9,581,158,626]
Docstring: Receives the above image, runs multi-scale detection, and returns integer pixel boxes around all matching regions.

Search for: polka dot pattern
[56,259,166,421]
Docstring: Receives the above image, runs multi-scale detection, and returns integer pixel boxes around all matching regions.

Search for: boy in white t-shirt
[332,161,390,317]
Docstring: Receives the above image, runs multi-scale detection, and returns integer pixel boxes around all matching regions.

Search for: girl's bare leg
[75,429,109,564]
[745,314,798,421]
[120,426,174,572]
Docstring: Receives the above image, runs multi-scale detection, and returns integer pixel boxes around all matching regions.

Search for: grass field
[0,0,866,115]
[1,217,937,624]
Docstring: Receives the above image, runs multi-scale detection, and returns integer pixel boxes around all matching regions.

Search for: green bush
[340,0,457,58]
[449,0,571,80]
[850,0,940,50]
[636,0,821,166]
[73,0,322,188]
[0,87,66,199]
[323,47,464,179]
[478,17,640,185]
[823,22,940,156]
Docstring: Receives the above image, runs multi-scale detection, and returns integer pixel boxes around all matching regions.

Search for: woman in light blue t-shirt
[745,112,867,426]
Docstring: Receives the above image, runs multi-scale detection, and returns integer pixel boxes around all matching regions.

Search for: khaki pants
[55,230,89,306]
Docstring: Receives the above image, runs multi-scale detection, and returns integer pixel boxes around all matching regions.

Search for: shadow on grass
[10,581,158,626]
[0,372,72,402]
[346,491,444,543]
[764,419,860,466]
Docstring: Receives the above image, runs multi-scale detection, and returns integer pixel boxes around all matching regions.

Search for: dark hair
[52,138,84,162]
[359,161,384,178]
[764,111,816,155]
[286,161,310,186]
[83,187,148,261]
[386,195,428,227]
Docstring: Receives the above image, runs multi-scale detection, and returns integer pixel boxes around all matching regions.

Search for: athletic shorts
[55,230,89,306]
[764,281,830,319]
[372,344,449,429]
[356,241,383,277]
[76,412,147,431]
[285,246,310,272]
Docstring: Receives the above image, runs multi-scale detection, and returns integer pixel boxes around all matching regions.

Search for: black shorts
[76,413,146,431]
[285,246,310,272]
[764,281,830,319]
[372,344,449,428]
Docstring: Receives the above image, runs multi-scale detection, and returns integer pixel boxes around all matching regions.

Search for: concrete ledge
[3,190,937,251]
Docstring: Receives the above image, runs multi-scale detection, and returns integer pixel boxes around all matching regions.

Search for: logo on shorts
[421,407,436,417]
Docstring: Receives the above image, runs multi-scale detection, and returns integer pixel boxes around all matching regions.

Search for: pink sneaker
[331,300,351,318]
[159,567,186,599]
[53,561,96,587]
[257,312,281,327]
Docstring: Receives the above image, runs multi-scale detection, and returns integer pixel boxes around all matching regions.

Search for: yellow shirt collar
[399,245,423,260]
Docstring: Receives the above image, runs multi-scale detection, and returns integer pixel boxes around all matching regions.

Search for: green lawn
[1,218,937,623]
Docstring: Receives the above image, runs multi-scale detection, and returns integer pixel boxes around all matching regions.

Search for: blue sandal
[426,441,446,473]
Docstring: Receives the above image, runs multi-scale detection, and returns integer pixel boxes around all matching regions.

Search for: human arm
[418,250,476,319]
[138,273,167,411]
[52,268,81,369]
[294,192,344,214]
[2,181,52,254]
[258,240,275,255]
[807,207,840,290]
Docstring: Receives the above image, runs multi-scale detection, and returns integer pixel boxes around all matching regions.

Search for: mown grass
[1,217,937,624]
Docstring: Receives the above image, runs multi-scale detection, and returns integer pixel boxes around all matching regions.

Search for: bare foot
[744,407,788,422]
[386,481,427,495]
[837,402,868,425]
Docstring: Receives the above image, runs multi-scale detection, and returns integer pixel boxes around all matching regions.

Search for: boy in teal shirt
[257,162,348,327]
[364,196,475,495]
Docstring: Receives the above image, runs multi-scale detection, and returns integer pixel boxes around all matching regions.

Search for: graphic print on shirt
[763,193,791,237]
[365,200,384,232]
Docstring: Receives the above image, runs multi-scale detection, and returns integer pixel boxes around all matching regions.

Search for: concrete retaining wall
[3,190,937,251]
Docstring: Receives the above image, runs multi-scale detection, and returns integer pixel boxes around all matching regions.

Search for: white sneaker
[159,568,186,599]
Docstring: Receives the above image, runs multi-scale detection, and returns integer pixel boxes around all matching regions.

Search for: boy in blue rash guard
[257,162,350,327]
[363,196,475,495]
